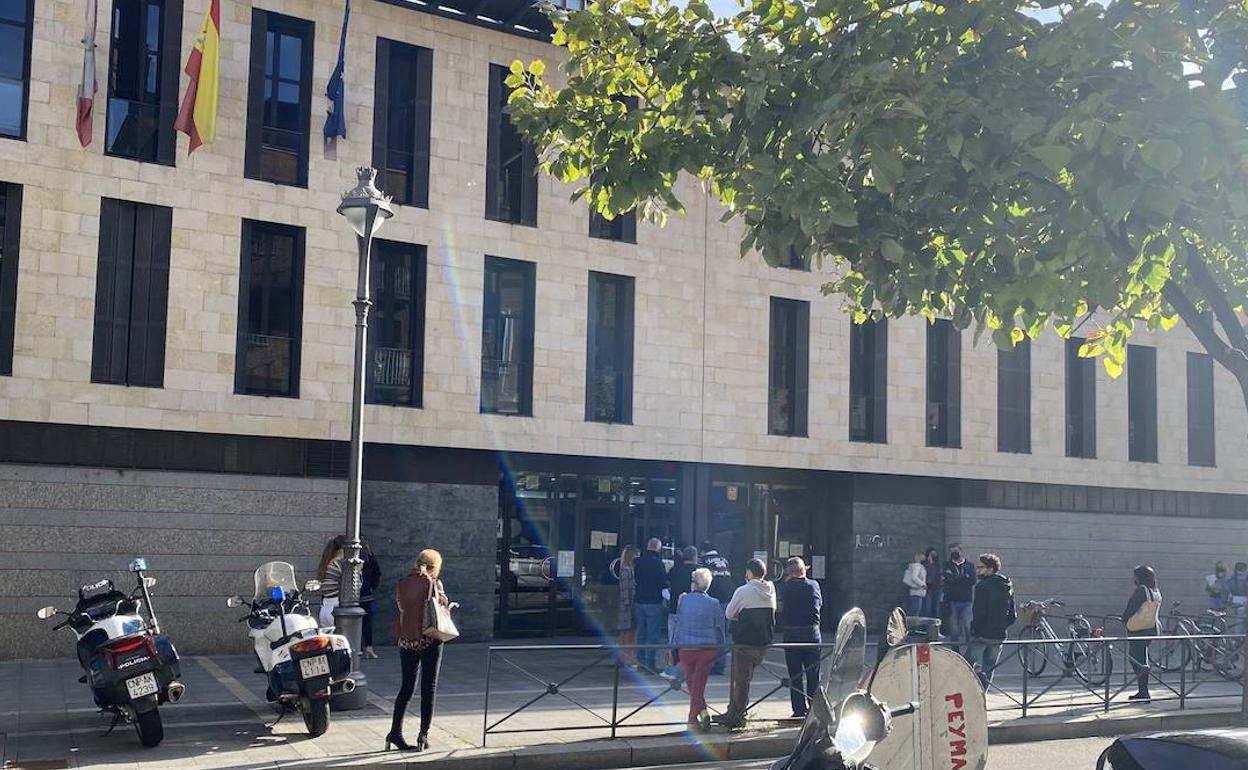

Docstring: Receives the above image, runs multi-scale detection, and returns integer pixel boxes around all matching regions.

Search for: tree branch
[1183,241,1248,355]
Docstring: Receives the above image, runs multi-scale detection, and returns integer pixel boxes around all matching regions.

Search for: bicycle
[1014,598,1113,687]
[1154,601,1225,673]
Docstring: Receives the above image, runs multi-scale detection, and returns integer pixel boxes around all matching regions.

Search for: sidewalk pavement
[2,637,1243,770]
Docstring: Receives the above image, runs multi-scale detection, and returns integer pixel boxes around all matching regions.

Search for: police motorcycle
[772,608,988,770]
[227,561,353,737]
[36,558,184,747]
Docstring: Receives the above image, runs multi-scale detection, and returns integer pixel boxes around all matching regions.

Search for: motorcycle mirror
[304,579,321,592]
[143,576,157,588]
[129,557,148,573]
[226,595,244,608]
[885,608,907,649]
[36,606,57,619]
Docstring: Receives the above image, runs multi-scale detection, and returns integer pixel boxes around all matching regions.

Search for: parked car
[1097,729,1248,769]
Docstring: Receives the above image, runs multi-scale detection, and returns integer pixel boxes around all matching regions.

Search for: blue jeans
[947,601,973,647]
[635,603,665,671]
[964,637,1003,689]
[907,595,925,617]
[923,589,943,619]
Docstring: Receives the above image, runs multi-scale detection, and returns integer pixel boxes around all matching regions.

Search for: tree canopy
[506,0,1248,410]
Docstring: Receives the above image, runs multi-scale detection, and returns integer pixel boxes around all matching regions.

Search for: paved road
[634,737,1114,770]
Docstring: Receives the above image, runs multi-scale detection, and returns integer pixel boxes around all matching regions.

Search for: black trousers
[783,627,821,716]
[361,600,375,648]
[391,643,443,736]
[1128,631,1154,694]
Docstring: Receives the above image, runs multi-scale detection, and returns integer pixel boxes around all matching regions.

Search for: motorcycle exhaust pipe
[331,678,356,695]
[166,681,186,703]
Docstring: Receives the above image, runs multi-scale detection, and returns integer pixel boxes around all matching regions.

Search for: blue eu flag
[324,0,350,140]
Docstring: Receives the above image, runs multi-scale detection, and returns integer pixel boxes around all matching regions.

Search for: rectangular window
[589,208,636,244]
[925,319,961,448]
[106,0,182,164]
[372,39,432,208]
[776,245,809,271]
[1128,344,1158,462]
[0,0,32,140]
[1187,352,1215,467]
[481,256,535,415]
[768,297,809,437]
[91,198,172,387]
[586,271,634,423]
[997,340,1031,453]
[849,318,887,443]
[1065,337,1096,458]
[244,10,313,187]
[485,64,537,226]
[236,220,304,397]
[367,241,426,407]
[0,182,21,375]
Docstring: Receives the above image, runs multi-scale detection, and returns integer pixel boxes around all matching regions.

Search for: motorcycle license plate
[125,672,159,699]
[299,655,330,679]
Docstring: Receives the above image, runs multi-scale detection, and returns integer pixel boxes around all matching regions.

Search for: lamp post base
[330,603,369,710]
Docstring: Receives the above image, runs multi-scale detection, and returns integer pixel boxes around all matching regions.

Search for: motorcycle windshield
[823,608,868,707]
[253,561,298,602]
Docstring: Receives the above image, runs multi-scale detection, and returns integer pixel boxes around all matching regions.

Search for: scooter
[227,560,353,737]
[37,558,184,747]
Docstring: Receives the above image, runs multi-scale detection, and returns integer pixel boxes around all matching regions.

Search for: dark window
[586,271,634,423]
[367,240,426,407]
[0,182,21,375]
[925,319,961,448]
[91,198,172,388]
[997,340,1031,453]
[1065,337,1097,458]
[768,297,809,436]
[1128,344,1158,462]
[1187,352,1215,467]
[0,0,32,140]
[106,0,182,164]
[372,39,431,208]
[849,318,887,442]
[485,64,537,226]
[481,256,535,415]
[236,220,304,397]
[588,207,636,244]
[244,10,313,187]
[776,245,809,271]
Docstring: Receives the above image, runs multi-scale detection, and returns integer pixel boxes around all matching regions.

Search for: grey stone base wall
[0,463,345,659]
[851,502,946,629]
[362,479,498,644]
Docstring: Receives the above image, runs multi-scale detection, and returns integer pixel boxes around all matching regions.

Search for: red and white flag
[77,0,98,147]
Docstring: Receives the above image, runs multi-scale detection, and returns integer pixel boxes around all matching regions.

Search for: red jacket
[395,571,447,643]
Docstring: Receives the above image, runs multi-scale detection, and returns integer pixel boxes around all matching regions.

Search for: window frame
[366,240,426,408]
[585,271,635,424]
[1187,351,1215,467]
[996,339,1031,454]
[0,182,21,375]
[1065,337,1097,459]
[925,319,962,448]
[105,0,183,165]
[480,255,536,416]
[244,9,314,188]
[372,38,432,209]
[90,198,172,388]
[0,0,33,141]
[485,63,538,226]
[1127,344,1159,463]
[849,318,888,443]
[767,296,809,437]
[235,219,305,398]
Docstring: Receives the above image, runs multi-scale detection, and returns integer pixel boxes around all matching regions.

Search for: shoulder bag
[423,579,459,642]
[1126,588,1161,632]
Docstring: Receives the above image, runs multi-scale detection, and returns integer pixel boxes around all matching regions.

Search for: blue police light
[271,586,285,601]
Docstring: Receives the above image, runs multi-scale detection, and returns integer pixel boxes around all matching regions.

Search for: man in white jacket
[903,554,927,617]
[720,558,776,729]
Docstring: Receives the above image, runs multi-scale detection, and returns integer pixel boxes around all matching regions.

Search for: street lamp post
[332,167,394,710]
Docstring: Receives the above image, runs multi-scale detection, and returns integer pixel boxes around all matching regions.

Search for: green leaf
[1030,146,1073,174]
[1140,138,1182,175]
[881,238,903,263]
[530,59,547,77]
[946,132,964,158]
[1103,356,1123,378]
[872,148,903,194]
[509,60,525,75]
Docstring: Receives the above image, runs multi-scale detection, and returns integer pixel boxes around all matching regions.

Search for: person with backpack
[964,553,1015,689]
[1121,565,1162,702]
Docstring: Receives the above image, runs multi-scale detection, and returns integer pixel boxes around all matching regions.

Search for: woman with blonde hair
[617,545,640,670]
[387,548,452,752]
[316,535,346,627]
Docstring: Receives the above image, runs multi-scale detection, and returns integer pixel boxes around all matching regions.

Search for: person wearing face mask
[1206,562,1229,612]
[1227,562,1248,619]
[942,543,976,649]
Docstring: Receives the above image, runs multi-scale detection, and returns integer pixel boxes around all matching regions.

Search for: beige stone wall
[2,0,1246,494]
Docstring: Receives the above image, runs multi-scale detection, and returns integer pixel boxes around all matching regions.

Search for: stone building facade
[1,0,1246,657]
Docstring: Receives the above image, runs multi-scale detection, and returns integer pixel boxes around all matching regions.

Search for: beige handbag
[422,580,459,642]
[1125,588,1160,632]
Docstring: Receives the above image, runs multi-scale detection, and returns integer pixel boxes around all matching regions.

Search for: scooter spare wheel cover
[866,644,987,770]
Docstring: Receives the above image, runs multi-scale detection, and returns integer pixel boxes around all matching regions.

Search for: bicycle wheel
[1153,618,1190,672]
[1016,624,1048,676]
[1213,634,1245,681]
[1070,638,1112,687]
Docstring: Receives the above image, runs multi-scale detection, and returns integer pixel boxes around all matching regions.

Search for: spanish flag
[175,0,220,153]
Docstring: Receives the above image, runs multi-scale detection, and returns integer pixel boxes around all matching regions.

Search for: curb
[299,709,1246,769]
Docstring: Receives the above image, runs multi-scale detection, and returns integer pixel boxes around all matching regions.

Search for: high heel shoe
[415,732,429,751]
[384,732,413,751]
